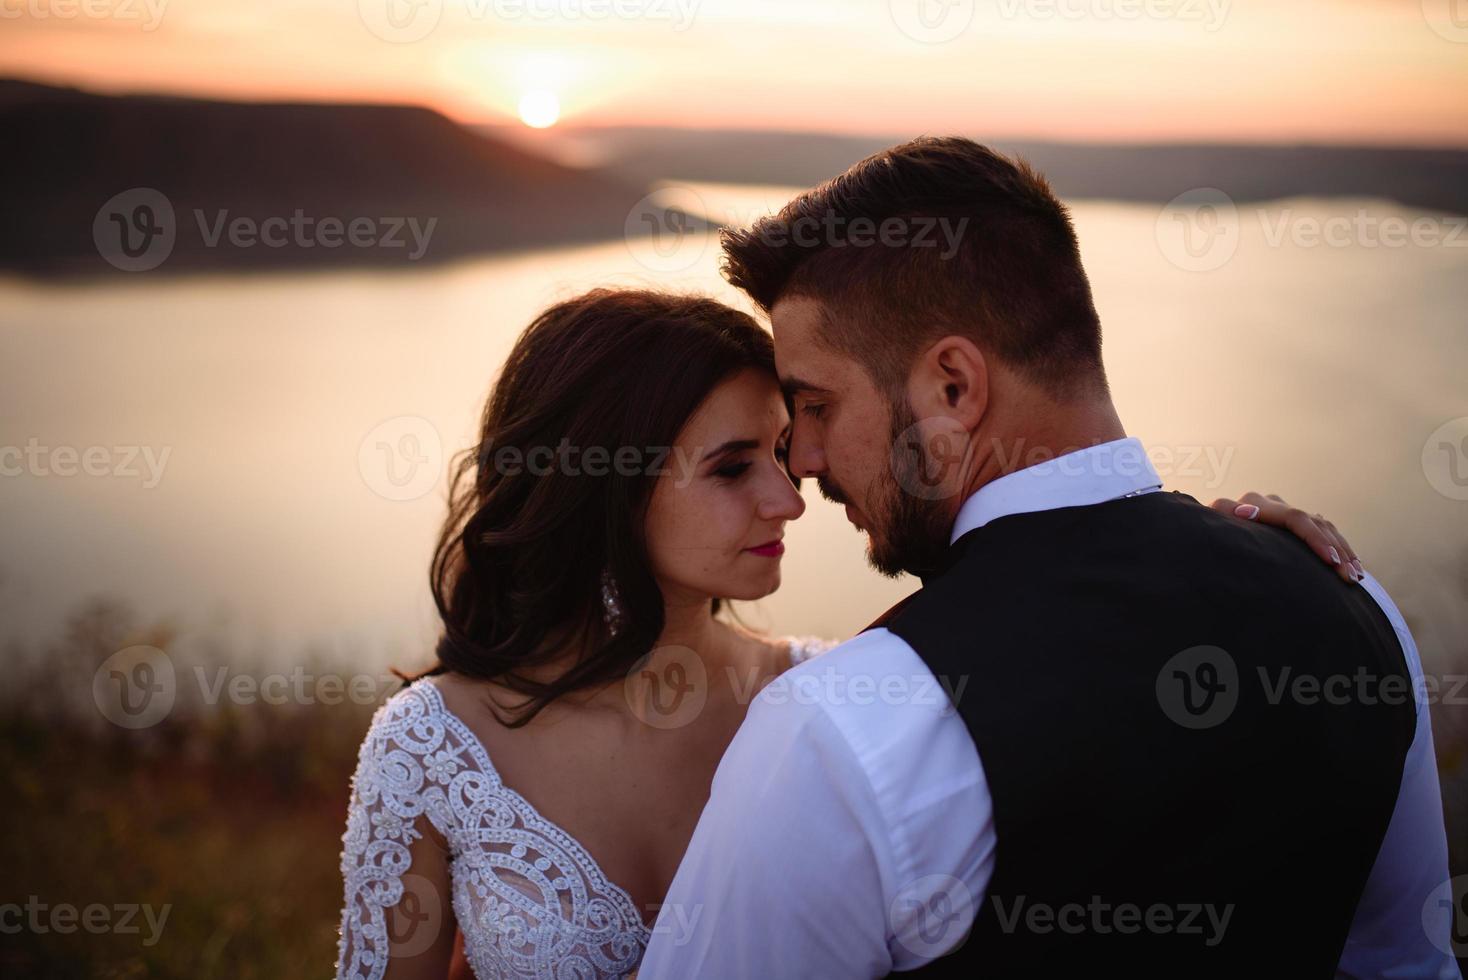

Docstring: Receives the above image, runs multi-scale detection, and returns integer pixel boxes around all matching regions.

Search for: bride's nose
[759,472,806,522]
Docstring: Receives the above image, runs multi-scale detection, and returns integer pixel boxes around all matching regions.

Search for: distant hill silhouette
[1,79,686,276]
[504,125,1468,216]
[7,78,1464,278]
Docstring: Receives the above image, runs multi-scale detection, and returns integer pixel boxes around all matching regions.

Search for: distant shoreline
[5,77,1464,278]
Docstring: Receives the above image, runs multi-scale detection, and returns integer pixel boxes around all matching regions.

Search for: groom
[637,138,1458,977]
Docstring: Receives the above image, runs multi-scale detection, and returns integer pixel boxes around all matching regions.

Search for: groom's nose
[787,421,826,479]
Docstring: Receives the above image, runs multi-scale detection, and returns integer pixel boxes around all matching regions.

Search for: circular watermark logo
[1155,188,1240,273]
[1422,0,1468,42]
[1421,416,1468,501]
[890,418,971,501]
[624,187,710,274]
[889,0,975,43]
[1421,874,1468,958]
[358,416,443,502]
[624,644,708,729]
[1156,644,1238,729]
[92,644,176,729]
[386,872,446,957]
[890,873,973,959]
[93,188,176,272]
[358,0,443,42]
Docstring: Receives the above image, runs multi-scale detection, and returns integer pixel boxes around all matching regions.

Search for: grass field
[2,597,1463,977]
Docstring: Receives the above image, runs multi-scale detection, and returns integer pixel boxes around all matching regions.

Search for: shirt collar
[949,436,1164,545]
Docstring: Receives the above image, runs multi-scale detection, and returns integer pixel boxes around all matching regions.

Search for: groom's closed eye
[779,375,831,402]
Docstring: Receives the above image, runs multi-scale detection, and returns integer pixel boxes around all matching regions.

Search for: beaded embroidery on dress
[337,679,648,980]
[337,635,840,979]
[786,634,839,667]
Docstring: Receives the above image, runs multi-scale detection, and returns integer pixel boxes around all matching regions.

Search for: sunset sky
[4,0,1467,144]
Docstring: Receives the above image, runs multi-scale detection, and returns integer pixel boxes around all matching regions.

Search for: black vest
[886,491,1415,979]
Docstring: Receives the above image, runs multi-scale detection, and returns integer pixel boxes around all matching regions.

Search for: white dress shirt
[637,437,1458,980]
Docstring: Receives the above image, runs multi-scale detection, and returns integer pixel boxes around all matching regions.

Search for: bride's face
[644,368,805,604]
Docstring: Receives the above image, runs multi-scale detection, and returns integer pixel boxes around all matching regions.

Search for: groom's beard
[824,398,953,581]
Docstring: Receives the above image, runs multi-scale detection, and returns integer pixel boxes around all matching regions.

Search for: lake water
[2,186,1466,677]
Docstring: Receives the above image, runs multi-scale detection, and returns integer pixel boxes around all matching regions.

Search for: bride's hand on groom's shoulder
[1210,491,1364,584]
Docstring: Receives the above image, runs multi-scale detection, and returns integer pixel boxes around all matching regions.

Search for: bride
[336,287,1357,980]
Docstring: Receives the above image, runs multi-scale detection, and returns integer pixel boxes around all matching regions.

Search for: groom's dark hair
[721,136,1107,401]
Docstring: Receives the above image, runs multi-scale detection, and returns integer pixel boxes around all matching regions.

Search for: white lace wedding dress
[337,635,836,980]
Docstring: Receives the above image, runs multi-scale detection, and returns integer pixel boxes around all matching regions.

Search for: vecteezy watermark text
[1157,644,1468,730]
[94,188,438,271]
[754,665,968,713]
[991,895,1233,946]
[481,441,702,486]
[194,210,436,260]
[0,0,167,30]
[996,0,1229,29]
[751,212,970,260]
[92,645,405,729]
[0,439,170,488]
[358,0,701,44]
[889,0,1227,45]
[0,897,171,947]
[990,438,1234,488]
[1156,190,1468,272]
[624,645,972,730]
[1256,666,1467,708]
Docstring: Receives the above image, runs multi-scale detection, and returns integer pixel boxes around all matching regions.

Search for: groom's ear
[908,335,989,430]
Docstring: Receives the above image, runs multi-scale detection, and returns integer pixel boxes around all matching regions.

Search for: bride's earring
[600,568,625,637]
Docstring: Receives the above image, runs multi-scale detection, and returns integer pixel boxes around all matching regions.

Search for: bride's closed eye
[715,444,788,482]
[714,460,753,481]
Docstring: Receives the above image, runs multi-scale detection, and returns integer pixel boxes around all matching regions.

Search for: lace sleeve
[341,680,650,979]
[337,687,457,980]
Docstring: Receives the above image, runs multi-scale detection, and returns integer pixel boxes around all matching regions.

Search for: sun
[518,90,561,129]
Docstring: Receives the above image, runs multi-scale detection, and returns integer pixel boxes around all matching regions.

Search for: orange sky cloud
[2,0,1466,144]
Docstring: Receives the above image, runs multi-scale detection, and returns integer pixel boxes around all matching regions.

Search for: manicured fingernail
[1329,546,1341,565]
[1351,559,1364,578]
[1235,504,1259,520]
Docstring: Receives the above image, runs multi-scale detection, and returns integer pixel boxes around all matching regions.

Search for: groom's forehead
[770,296,824,388]
[771,295,860,397]
[769,295,827,359]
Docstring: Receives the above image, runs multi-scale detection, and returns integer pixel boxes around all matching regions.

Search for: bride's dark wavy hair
[416,288,778,727]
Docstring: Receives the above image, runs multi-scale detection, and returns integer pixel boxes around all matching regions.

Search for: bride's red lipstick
[746,539,785,557]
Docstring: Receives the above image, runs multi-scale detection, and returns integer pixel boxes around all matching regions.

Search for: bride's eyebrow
[701,439,760,464]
